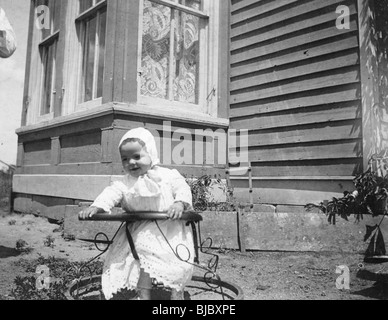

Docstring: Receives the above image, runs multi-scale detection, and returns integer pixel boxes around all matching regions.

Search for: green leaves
[306,150,388,226]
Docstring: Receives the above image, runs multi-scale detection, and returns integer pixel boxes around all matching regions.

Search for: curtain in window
[173,10,199,104]
[141,0,200,104]
[141,1,170,99]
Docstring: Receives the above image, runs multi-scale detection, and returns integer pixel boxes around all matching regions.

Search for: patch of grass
[21,220,34,226]
[10,255,103,300]
[15,239,33,254]
[11,275,66,300]
[52,226,62,233]
[63,233,76,241]
[43,235,55,248]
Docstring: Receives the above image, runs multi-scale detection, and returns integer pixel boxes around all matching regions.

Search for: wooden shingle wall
[229,0,363,206]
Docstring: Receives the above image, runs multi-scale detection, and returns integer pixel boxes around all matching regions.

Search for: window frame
[38,33,58,119]
[75,0,107,111]
[137,0,220,117]
[36,0,61,122]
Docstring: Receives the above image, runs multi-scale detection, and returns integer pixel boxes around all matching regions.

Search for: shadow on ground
[81,288,192,300]
[0,246,20,259]
[352,269,388,299]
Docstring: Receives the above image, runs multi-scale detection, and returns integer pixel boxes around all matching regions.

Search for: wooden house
[13,0,387,222]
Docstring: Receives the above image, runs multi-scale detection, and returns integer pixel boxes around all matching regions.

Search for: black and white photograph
[0,0,388,306]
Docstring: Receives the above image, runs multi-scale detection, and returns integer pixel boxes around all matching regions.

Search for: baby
[79,127,194,300]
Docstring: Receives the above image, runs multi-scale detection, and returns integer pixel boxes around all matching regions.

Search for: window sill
[76,97,103,112]
[36,112,54,123]
[114,102,229,128]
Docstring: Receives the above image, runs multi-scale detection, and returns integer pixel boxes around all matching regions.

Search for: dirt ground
[0,211,387,300]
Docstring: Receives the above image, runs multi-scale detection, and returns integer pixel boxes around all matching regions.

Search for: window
[77,0,107,104]
[40,40,57,116]
[139,0,219,114]
[38,0,61,116]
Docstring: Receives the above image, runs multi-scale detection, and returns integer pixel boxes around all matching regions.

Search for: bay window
[24,0,224,127]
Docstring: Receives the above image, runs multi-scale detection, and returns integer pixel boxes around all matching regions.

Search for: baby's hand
[78,206,100,220]
[167,202,185,220]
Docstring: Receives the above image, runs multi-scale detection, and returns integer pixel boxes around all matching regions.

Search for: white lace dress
[91,166,194,300]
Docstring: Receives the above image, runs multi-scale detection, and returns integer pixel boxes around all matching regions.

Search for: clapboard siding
[231,66,360,104]
[245,120,362,147]
[247,159,363,177]
[248,140,361,162]
[231,0,350,38]
[231,1,357,51]
[231,0,300,23]
[229,0,363,205]
[231,101,361,130]
[231,33,359,77]
[230,85,360,117]
[231,18,358,63]
[231,179,355,206]
[231,49,360,91]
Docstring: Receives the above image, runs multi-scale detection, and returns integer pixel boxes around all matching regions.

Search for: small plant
[15,239,33,254]
[22,220,35,226]
[186,174,212,211]
[8,219,16,226]
[305,149,388,260]
[185,174,237,212]
[305,150,388,223]
[43,235,55,248]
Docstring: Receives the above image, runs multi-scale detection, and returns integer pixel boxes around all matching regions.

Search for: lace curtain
[141,0,201,104]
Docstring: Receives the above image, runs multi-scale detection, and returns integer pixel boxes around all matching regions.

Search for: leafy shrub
[11,275,66,300]
[305,150,388,224]
[185,174,236,212]
[305,150,388,259]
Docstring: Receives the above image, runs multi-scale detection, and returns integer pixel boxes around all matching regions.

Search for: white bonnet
[118,127,160,167]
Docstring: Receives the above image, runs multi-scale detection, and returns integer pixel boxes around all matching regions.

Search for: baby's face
[120,141,152,178]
